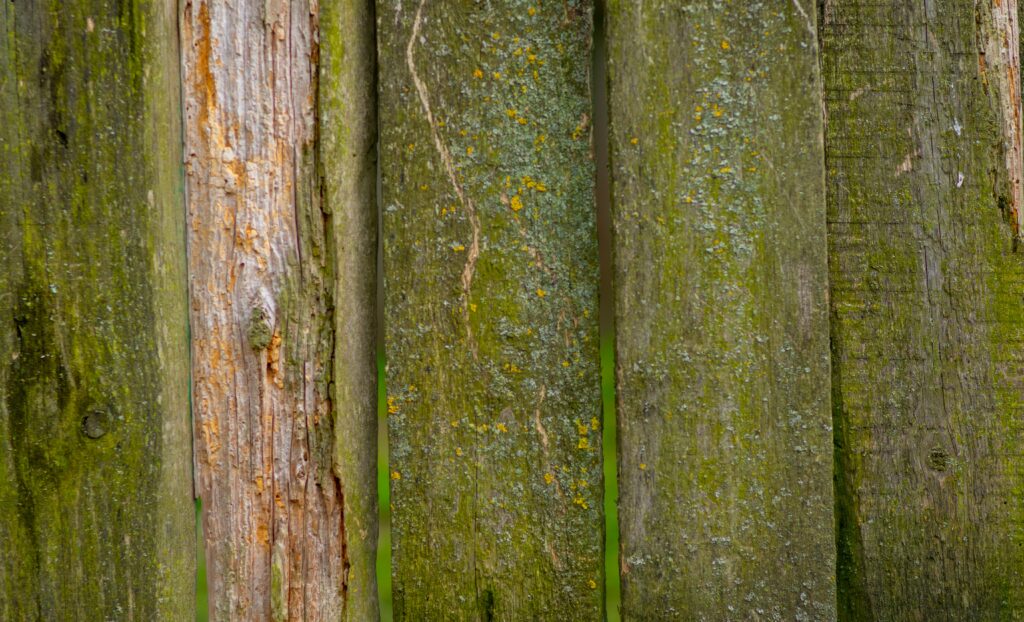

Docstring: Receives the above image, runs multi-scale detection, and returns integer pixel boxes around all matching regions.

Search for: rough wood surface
[823,1,1024,618]
[378,1,604,618]
[182,0,377,619]
[607,2,836,619]
[0,0,193,618]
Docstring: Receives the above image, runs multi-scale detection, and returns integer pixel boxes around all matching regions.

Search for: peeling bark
[182,0,377,619]
[378,1,604,618]
[0,0,193,618]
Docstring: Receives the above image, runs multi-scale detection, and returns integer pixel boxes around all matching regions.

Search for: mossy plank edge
[607,2,837,619]
[181,0,378,619]
[378,1,604,619]
[823,1,1024,618]
[0,0,193,619]
[322,0,381,620]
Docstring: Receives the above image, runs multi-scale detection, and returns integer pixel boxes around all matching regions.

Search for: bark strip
[182,0,377,619]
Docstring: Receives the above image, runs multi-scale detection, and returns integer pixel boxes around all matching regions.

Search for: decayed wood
[182,0,377,619]
[0,0,193,618]
[607,1,836,619]
[378,0,604,618]
[823,0,1024,617]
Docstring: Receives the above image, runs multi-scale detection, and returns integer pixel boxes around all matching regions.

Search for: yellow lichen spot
[506,108,517,118]
[576,420,589,435]
[391,471,401,480]
[528,6,536,16]
[630,137,639,145]
[562,360,570,368]
[534,182,547,192]
[536,288,547,298]
[473,68,484,79]
[496,423,508,433]
[513,47,523,56]
[408,385,417,392]
[527,54,537,63]
[510,195,523,212]
[419,184,429,191]
[684,195,694,204]
[470,303,478,312]
[516,117,527,125]
[456,447,463,456]
[387,396,398,414]
[721,39,730,50]
[577,437,590,450]
[460,129,468,136]
[407,143,415,150]
[719,167,733,174]
[479,423,490,432]
[639,463,647,470]
[591,417,599,431]
[466,146,474,155]
[589,579,598,590]
[492,32,501,40]
[574,496,589,509]
[450,420,459,427]
[492,71,502,80]
[544,472,554,485]
[452,244,465,252]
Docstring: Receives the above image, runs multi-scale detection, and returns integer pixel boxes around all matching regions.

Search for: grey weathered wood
[823,0,1024,618]
[378,0,605,618]
[181,0,378,618]
[0,0,193,618]
[607,2,836,619]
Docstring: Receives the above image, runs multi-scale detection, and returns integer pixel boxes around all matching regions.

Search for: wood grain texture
[822,0,1024,618]
[0,0,193,618]
[607,2,836,619]
[378,1,604,618]
[182,0,377,619]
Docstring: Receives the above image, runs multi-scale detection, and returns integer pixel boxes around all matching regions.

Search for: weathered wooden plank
[0,0,193,618]
[607,2,836,619]
[378,1,604,618]
[181,0,378,619]
[822,1,1024,618]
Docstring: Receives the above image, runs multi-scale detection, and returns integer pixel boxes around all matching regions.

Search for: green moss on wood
[0,0,192,619]
[823,0,1024,617]
[608,2,836,619]
[379,1,604,618]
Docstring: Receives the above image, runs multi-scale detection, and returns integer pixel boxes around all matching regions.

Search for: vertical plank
[822,1,1024,617]
[0,0,193,618]
[321,1,381,620]
[607,2,836,618]
[378,1,604,618]
[181,0,378,619]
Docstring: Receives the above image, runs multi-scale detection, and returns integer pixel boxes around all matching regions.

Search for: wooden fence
[3,1,1024,620]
